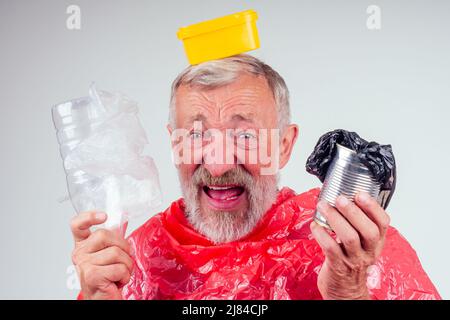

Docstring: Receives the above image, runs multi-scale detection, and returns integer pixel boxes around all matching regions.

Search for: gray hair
[169,54,290,130]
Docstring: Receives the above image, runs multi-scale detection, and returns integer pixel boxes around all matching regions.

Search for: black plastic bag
[305,129,396,208]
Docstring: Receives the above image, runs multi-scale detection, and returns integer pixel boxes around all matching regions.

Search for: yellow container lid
[177,10,258,39]
[177,10,260,65]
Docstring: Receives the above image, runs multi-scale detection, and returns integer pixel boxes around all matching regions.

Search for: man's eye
[237,132,256,140]
[190,131,203,139]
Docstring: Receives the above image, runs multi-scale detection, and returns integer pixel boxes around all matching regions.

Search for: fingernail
[316,200,324,211]
[316,201,328,216]
[357,192,370,204]
[337,195,349,207]
[96,212,107,220]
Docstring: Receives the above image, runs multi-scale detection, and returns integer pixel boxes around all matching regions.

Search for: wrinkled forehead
[174,74,278,129]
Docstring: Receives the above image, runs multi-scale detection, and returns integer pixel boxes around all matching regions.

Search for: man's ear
[279,124,299,170]
[167,124,175,147]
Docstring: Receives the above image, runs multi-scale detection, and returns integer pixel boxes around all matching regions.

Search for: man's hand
[70,212,133,300]
[310,192,390,300]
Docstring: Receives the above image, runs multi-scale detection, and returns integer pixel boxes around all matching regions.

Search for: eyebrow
[187,113,255,124]
[185,114,207,127]
[231,113,255,123]
[185,112,256,128]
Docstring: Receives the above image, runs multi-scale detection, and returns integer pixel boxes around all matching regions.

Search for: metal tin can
[314,143,381,228]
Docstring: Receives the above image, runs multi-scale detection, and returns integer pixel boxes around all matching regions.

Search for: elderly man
[71,55,440,300]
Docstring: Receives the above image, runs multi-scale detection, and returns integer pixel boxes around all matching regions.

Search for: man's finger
[355,192,391,238]
[102,263,132,287]
[89,246,134,272]
[70,211,107,242]
[317,201,362,257]
[310,221,344,264]
[335,196,380,252]
[82,263,130,291]
[81,228,131,255]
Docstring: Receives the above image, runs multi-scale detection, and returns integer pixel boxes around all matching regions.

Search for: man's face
[169,73,296,243]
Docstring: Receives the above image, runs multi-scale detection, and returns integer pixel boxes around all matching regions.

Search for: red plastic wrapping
[80,187,441,300]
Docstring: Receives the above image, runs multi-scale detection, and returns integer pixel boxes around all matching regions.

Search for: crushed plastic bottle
[52,84,162,230]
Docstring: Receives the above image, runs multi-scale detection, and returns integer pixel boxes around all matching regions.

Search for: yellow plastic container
[177,10,260,65]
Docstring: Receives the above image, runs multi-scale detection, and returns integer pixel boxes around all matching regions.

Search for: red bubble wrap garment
[88,187,442,299]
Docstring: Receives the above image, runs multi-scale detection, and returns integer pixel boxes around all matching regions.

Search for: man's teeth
[208,186,233,190]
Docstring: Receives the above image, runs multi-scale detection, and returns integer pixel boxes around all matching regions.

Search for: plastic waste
[177,10,260,65]
[81,187,438,300]
[52,84,162,230]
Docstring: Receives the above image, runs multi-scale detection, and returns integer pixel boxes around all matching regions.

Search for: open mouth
[202,184,246,210]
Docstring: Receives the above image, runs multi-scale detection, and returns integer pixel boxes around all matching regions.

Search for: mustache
[191,166,255,189]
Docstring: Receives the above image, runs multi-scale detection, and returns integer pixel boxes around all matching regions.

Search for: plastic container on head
[177,10,260,65]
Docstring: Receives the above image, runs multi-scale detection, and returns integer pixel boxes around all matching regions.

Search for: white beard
[178,166,279,244]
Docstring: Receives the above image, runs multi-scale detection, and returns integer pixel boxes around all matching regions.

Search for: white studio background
[0,0,449,299]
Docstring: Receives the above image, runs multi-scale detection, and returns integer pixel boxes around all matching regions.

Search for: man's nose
[200,129,237,177]
[203,163,237,177]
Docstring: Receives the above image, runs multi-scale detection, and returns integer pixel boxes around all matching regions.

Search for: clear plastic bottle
[52,84,162,232]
